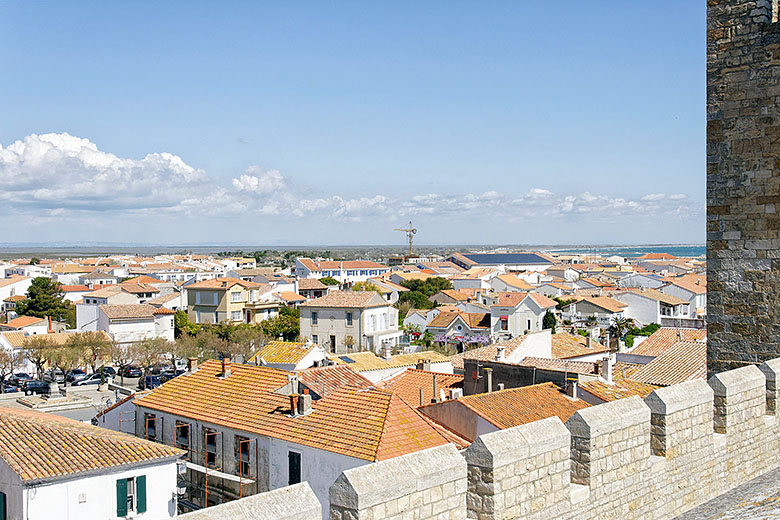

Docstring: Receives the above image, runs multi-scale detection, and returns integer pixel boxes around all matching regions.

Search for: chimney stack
[297,388,312,416]
[382,345,392,360]
[48,316,54,333]
[600,355,614,384]
[495,345,506,362]
[432,374,438,403]
[416,360,432,371]
[484,368,493,393]
[497,383,505,391]
[567,380,578,398]
[586,335,592,349]
[188,357,198,372]
[219,358,232,378]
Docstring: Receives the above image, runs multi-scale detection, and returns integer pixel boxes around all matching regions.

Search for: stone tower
[707,0,780,372]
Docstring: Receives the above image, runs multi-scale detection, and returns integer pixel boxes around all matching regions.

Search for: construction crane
[395,221,417,257]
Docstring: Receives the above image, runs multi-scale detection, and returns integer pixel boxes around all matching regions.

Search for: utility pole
[394,221,417,257]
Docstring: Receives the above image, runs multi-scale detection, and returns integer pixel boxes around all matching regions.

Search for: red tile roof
[551,332,608,359]
[380,369,464,407]
[631,327,707,357]
[297,365,374,396]
[630,341,707,386]
[1,316,45,329]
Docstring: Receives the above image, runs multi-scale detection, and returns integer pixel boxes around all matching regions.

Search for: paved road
[674,467,780,520]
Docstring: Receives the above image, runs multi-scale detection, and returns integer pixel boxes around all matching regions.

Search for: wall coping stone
[759,358,780,384]
[464,416,568,468]
[565,395,650,438]
[329,444,465,510]
[644,380,714,415]
[708,365,765,397]
[179,482,321,520]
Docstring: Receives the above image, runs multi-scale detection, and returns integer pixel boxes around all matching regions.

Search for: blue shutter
[116,479,128,517]
[136,475,147,513]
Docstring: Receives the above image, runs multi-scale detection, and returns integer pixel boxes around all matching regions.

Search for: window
[235,435,251,477]
[527,319,532,330]
[500,318,508,331]
[144,414,156,440]
[311,311,318,325]
[346,312,353,326]
[205,430,218,467]
[288,451,301,485]
[116,476,146,516]
[175,422,190,450]
[312,334,318,344]
[231,291,242,302]
[231,310,242,321]
[0,491,5,520]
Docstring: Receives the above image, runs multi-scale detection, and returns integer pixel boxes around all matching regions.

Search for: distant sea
[542,245,705,259]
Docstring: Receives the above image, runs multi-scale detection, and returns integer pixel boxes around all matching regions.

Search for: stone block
[179,482,321,520]
[759,357,780,413]
[644,380,714,416]
[708,364,765,398]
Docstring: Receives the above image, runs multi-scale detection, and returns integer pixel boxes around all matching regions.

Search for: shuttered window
[116,476,146,516]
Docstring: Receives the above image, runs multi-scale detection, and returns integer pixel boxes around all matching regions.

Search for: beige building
[299,291,401,354]
[186,278,279,324]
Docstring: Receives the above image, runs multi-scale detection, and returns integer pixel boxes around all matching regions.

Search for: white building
[294,258,390,285]
[612,289,691,327]
[658,279,707,318]
[0,406,183,520]
[299,291,401,354]
[483,292,556,341]
[88,304,175,346]
[0,276,32,305]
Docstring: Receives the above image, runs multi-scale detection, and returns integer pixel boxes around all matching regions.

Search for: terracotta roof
[551,332,608,359]
[145,292,181,306]
[662,279,706,295]
[99,304,160,320]
[0,331,26,347]
[621,288,689,306]
[449,336,529,370]
[630,341,707,386]
[186,277,260,290]
[299,259,388,271]
[0,276,30,288]
[0,406,182,482]
[276,291,306,302]
[334,351,450,372]
[117,282,160,294]
[437,289,470,302]
[380,369,464,407]
[490,292,526,307]
[3,295,26,302]
[427,311,490,330]
[297,279,329,290]
[134,360,447,462]
[637,253,678,260]
[494,274,534,290]
[299,291,389,309]
[572,296,627,314]
[631,327,707,357]
[297,365,374,396]
[51,264,91,274]
[5,331,112,348]
[153,307,175,315]
[526,292,557,309]
[517,357,599,375]
[81,270,116,280]
[578,363,661,402]
[59,284,90,292]
[122,275,163,285]
[427,383,588,435]
[1,316,45,329]
[249,341,315,365]
[392,272,436,282]
[580,277,614,288]
[83,286,123,298]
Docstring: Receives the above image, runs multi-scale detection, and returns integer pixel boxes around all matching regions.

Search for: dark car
[72,373,105,386]
[120,365,142,378]
[7,372,32,387]
[160,369,185,383]
[66,368,88,383]
[99,366,116,377]
[21,380,49,395]
[139,373,162,390]
[1,380,19,393]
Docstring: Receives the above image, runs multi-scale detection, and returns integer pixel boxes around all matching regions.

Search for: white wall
[612,293,660,326]
[0,278,32,303]
[0,454,178,520]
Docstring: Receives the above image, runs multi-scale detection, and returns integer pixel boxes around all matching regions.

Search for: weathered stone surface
[708,364,765,397]
[180,482,321,520]
[565,395,650,438]
[645,380,714,415]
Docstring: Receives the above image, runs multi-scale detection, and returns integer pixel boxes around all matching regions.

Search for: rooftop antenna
[395,221,417,257]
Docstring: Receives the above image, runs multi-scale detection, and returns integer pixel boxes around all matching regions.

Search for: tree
[343,335,355,350]
[67,331,113,374]
[399,277,453,297]
[22,335,58,379]
[259,312,300,341]
[107,342,134,386]
[542,311,557,333]
[610,317,634,340]
[352,281,383,295]
[15,277,70,321]
[174,310,200,338]
[397,291,434,310]
[225,326,268,362]
[29,257,40,265]
[553,297,577,311]
[130,338,168,388]
[395,300,413,325]
[49,340,84,386]
[318,276,340,286]
[0,349,19,393]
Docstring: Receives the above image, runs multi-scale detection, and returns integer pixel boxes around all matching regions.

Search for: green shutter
[116,479,128,517]
[136,475,147,513]
[0,491,6,520]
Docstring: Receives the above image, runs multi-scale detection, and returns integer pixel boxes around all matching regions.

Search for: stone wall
[707,0,780,373]
[329,444,466,520]
[179,481,321,520]
[328,362,780,520]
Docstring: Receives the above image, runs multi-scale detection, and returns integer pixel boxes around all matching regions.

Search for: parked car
[72,373,107,386]
[21,380,49,395]
[7,372,32,387]
[139,373,162,390]
[43,368,65,384]
[66,368,88,383]
[1,380,19,393]
[160,369,185,383]
[120,365,142,378]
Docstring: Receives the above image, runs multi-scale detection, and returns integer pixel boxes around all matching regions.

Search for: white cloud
[0,133,702,238]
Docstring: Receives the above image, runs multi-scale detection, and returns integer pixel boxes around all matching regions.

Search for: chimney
[382,345,392,360]
[567,380,578,398]
[420,388,424,407]
[219,358,231,378]
[484,368,493,393]
[586,335,592,349]
[448,388,463,400]
[677,329,683,340]
[297,389,313,416]
[188,357,198,372]
[289,394,300,416]
[416,360,432,371]
[600,355,613,384]
[432,374,438,403]
[497,383,505,391]
[495,345,506,362]
[48,316,54,333]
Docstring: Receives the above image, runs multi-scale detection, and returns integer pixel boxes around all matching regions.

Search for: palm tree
[610,317,634,341]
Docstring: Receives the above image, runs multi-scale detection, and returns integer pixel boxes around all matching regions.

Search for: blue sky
[0,2,704,246]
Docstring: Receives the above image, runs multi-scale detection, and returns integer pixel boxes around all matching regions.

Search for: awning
[499,315,509,320]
